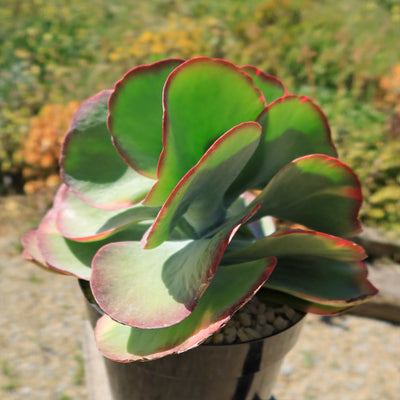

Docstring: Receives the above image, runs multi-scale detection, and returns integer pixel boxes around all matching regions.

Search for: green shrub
[19,102,79,194]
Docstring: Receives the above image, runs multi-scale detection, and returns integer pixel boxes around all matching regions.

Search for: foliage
[0,0,121,181]
[19,102,79,194]
[108,16,225,65]
[22,58,377,362]
[376,62,400,143]
[378,63,400,109]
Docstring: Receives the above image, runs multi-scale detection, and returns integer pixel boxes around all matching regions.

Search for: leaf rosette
[22,57,377,362]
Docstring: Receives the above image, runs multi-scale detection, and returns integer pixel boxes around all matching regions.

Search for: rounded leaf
[61,90,154,209]
[143,57,266,206]
[108,59,184,177]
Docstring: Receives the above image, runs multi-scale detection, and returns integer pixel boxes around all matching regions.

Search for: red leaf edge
[256,94,338,158]
[144,57,267,205]
[270,229,367,261]
[108,58,185,178]
[240,65,289,96]
[141,121,262,249]
[95,256,277,362]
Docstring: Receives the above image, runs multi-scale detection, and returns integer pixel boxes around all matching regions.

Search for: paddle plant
[22,57,377,362]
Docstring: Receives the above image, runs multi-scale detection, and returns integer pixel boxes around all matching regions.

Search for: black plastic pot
[80,280,305,400]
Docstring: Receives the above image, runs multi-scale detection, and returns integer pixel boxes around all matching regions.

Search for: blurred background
[1,0,399,399]
[1,0,400,235]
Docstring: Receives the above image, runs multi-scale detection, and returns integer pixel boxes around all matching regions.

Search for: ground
[1,193,399,400]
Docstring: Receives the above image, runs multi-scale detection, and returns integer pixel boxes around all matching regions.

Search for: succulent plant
[22,57,377,362]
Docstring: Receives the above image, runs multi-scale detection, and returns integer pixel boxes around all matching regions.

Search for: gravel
[1,194,399,400]
[204,296,303,345]
[274,313,400,400]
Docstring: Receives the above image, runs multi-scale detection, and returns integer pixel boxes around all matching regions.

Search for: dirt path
[1,193,399,400]
[0,193,87,400]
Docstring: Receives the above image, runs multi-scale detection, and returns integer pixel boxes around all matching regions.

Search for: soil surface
[1,193,399,400]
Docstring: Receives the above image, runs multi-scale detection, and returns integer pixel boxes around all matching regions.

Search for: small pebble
[256,312,267,326]
[237,311,252,327]
[244,327,262,340]
[205,297,301,345]
[246,302,258,315]
[291,312,301,323]
[282,304,296,320]
[265,308,276,323]
[237,327,250,342]
[261,324,275,337]
[223,326,237,344]
[212,332,224,344]
[273,316,290,331]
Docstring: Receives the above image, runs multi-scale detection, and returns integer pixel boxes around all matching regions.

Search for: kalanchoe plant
[22,57,377,362]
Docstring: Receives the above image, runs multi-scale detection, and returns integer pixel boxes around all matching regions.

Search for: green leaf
[21,229,46,267]
[108,59,184,178]
[95,258,276,361]
[253,154,363,236]
[143,57,266,206]
[223,229,366,264]
[258,287,355,315]
[264,257,377,310]
[36,208,150,281]
[56,185,158,242]
[223,229,376,313]
[60,90,154,210]
[228,96,337,196]
[142,122,262,249]
[240,65,287,103]
[91,204,261,329]
[36,208,92,279]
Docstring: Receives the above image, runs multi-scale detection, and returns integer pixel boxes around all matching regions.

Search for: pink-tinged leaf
[240,65,288,103]
[142,122,262,249]
[264,258,377,312]
[91,205,260,329]
[228,95,337,198]
[21,229,66,276]
[60,90,154,210]
[143,57,266,206]
[253,154,363,237]
[56,185,158,242]
[36,209,92,279]
[223,229,366,264]
[95,258,276,362]
[21,230,46,267]
[108,58,184,178]
[36,208,151,281]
